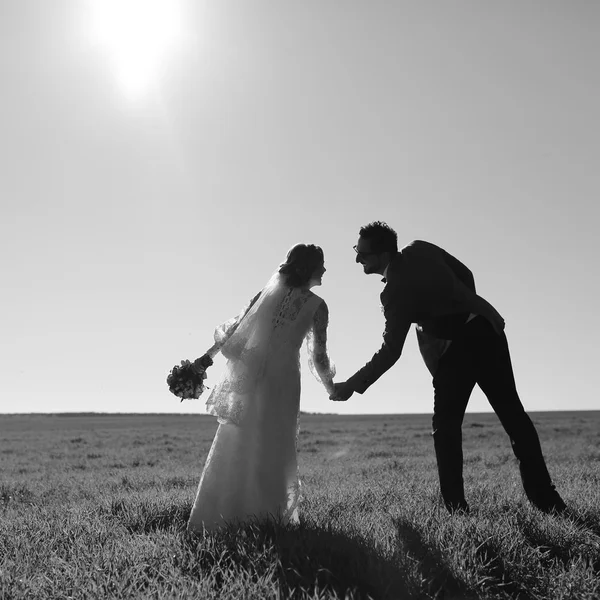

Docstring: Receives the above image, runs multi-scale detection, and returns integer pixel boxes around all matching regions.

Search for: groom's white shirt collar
[382,264,389,282]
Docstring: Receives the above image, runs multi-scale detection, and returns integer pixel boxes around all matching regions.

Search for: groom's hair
[359,221,398,255]
[279,244,324,288]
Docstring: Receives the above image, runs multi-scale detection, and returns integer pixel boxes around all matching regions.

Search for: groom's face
[355,237,384,275]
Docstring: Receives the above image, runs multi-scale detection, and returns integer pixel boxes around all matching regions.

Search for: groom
[331,221,566,515]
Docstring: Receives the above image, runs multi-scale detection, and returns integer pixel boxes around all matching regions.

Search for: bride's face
[309,261,326,287]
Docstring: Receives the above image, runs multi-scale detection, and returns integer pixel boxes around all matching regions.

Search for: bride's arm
[193,290,262,369]
[306,300,336,395]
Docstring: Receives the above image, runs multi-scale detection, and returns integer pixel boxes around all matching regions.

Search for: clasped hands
[329,381,354,402]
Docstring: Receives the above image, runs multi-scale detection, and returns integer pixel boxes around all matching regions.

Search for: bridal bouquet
[167,354,213,401]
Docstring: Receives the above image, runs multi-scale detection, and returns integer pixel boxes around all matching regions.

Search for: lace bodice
[272,288,312,328]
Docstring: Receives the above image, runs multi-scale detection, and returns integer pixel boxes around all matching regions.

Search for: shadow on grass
[107,498,413,597]
[393,516,538,600]
[392,516,470,600]
[182,517,415,600]
[111,495,596,599]
[516,511,600,574]
[265,520,412,599]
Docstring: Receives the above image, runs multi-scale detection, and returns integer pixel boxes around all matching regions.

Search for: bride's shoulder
[307,292,329,316]
[307,290,325,304]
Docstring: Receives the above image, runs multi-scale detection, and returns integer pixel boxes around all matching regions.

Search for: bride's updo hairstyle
[278,244,324,288]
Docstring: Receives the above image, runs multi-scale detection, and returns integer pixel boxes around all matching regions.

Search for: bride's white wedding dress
[187,273,335,533]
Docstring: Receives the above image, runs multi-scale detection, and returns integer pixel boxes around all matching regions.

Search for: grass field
[1,411,599,599]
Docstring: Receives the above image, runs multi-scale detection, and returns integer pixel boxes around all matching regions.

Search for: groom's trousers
[431,315,564,513]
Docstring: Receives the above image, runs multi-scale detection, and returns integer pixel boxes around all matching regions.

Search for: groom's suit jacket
[346,240,498,394]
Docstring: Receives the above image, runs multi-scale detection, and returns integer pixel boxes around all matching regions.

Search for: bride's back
[219,278,321,367]
[269,286,322,351]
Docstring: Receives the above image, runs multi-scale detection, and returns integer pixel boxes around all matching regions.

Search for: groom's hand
[330,381,354,401]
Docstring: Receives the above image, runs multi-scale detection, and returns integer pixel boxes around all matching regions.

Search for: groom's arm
[345,294,413,394]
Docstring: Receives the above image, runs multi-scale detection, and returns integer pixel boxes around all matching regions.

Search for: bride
[186,244,336,533]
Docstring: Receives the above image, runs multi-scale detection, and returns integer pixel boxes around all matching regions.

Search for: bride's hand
[192,354,213,373]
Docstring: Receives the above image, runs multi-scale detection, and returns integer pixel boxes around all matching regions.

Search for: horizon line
[1,409,598,417]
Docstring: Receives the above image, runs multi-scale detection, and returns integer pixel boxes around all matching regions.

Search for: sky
[1,1,599,416]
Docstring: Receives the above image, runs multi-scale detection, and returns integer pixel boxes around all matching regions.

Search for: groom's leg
[469,317,566,513]
[432,333,476,513]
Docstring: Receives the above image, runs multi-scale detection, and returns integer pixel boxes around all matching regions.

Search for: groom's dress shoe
[529,486,567,515]
[533,487,567,515]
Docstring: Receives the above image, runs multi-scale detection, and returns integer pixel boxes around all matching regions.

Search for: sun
[88,0,184,98]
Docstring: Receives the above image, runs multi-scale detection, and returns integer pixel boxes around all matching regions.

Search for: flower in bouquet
[167,355,213,401]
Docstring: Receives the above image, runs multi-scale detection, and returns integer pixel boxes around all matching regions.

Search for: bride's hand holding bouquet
[167,353,214,401]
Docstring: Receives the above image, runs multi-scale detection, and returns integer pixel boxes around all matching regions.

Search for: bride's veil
[205,271,295,425]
